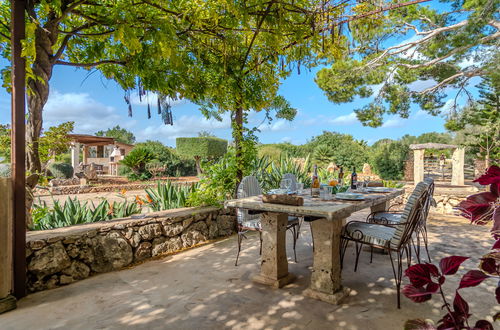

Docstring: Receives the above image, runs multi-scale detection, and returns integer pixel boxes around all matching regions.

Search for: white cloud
[43,90,128,133]
[329,112,358,125]
[136,113,231,142]
[258,119,292,132]
[280,136,292,143]
[440,99,456,114]
[381,118,405,128]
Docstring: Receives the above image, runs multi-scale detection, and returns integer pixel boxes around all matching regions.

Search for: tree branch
[418,69,483,95]
[400,30,500,69]
[55,59,126,68]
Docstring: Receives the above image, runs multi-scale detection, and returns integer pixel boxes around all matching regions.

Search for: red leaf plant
[456,165,500,236]
[404,166,500,330]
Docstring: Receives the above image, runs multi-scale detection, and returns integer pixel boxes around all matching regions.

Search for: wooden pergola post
[11,0,27,300]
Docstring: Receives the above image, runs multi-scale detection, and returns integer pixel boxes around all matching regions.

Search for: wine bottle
[311,164,320,197]
[338,166,344,185]
[350,166,357,190]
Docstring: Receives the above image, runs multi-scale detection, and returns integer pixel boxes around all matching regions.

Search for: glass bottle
[311,164,320,197]
[350,166,358,190]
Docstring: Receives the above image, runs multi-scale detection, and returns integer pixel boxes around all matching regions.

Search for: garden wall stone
[401,184,480,215]
[26,206,236,293]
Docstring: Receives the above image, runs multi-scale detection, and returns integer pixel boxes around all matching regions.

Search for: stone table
[225,188,404,305]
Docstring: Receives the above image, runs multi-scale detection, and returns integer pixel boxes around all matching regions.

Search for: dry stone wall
[26,207,236,293]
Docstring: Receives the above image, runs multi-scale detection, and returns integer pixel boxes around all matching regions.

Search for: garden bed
[34,177,199,196]
[26,206,236,293]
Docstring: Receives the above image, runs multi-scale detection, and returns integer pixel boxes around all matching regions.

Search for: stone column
[413,149,425,183]
[303,218,350,304]
[82,145,88,164]
[252,212,295,288]
[70,142,80,172]
[451,148,465,186]
[0,178,16,313]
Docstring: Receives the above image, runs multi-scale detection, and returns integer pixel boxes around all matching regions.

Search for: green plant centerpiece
[176,137,228,176]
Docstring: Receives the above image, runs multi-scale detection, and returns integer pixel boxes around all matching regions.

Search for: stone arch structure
[409,143,465,186]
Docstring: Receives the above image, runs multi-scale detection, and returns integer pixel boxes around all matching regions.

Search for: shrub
[257,145,283,162]
[176,137,228,175]
[0,163,11,177]
[371,140,409,180]
[132,140,197,177]
[120,146,155,180]
[312,144,334,167]
[47,162,74,179]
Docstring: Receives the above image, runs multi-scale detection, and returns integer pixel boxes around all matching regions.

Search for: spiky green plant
[144,181,198,211]
[32,196,142,230]
[251,154,311,191]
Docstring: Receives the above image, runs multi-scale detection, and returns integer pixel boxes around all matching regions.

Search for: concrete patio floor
[1,211,498,329]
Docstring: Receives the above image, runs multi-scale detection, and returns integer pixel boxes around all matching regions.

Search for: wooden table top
[225,188,405,220]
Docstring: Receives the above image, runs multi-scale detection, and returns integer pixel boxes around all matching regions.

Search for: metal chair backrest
[390,181,429,250]
[236,176,262,224]
[280,173,297,191]
[422,177,435,221]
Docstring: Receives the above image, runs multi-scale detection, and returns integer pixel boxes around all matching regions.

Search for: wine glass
[283,178,292,193]
[364,176,371,188]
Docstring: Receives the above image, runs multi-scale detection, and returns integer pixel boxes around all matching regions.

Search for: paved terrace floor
[1,211,498,329]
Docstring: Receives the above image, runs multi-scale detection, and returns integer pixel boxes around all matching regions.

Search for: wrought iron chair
[235,176,300,266]
[341,181,429,308]
[367,177,435,262]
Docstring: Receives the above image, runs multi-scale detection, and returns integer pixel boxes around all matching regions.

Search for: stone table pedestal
[252,212,295,288]
[303,217,350,304]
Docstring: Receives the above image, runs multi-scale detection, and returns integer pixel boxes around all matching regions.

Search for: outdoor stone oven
[26,207,236,293]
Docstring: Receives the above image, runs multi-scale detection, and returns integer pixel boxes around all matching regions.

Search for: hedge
[176,137,228,159]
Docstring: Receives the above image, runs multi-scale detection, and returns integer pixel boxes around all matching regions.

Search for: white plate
[267,189,288,195]
[364,187,393,193]
[335,193,365,200]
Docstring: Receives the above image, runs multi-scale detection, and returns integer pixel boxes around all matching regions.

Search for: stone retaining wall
[26,207,236,293]
[401,184,479,215]
[34,181,196,196]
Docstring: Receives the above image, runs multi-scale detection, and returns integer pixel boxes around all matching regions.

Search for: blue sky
[0,0,473,147]
[0,63,458,147]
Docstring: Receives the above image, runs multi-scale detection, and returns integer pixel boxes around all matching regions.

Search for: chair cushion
[240,219,261,230]
[240,216,299,230]
[344,222,396,248]
[372,212,402,225]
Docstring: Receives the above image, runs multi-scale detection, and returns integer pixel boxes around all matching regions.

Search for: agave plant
[143,181,198,211]
[32,196,142,230]
[251,154,312,191]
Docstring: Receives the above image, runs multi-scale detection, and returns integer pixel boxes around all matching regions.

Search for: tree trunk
[194,156,202,176]
[26,21,57,185]
[24,13,58,227]
[233,105,244,187]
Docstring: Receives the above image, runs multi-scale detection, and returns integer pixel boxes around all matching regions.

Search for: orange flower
[146,195,153,203]
[120,188,127,196]
[107,203,114,215]
[135,195,144,206]
[329,179,338,187]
